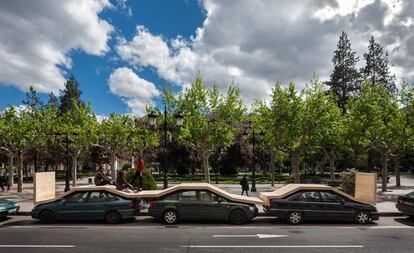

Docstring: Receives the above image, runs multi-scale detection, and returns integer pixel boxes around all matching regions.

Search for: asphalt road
[0,216,413,253]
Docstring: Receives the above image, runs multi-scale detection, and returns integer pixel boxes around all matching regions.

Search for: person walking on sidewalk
[132,155,145,191]
[240,175,249,196]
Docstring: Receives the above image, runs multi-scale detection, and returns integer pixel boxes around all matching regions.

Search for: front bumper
[396,203,414,216]
[370,212,379,221]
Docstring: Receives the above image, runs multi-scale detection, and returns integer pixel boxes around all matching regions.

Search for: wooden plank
[355,172,377,205]
[33,172,55,204]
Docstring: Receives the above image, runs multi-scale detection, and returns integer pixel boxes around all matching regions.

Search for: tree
[326,31,360,113]
[47,92,59,109]
[347,82,408,192]
[59,74,84,114]
[361,36,396,93]
[22,86,43,110]
[167,77,245,182]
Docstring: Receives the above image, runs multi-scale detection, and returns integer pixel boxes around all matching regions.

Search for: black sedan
[396,191,414,218]
[264,190,379,224]
[148,189,258,225]
[31,189,140,224]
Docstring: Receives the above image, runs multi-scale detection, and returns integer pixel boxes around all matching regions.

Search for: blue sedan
[31,190,140,224]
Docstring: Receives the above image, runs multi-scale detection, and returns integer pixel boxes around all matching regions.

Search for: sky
[0,0,413,116]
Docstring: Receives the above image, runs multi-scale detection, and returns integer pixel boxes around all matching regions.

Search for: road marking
[367,226,414,229]
[0,245,75,248]
[213,234,288,239]
[181,245,363,248]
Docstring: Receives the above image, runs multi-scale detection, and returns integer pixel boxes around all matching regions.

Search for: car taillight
[149,201,157,208]
[128,201,135,208]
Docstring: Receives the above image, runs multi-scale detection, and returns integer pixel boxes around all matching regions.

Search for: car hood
[0,199,16,206]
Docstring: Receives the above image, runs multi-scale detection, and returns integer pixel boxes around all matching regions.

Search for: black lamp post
[55,132,78,192]
[148,106,183,189]
[243,121,264,192]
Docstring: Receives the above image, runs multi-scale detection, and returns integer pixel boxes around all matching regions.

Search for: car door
[288,191,324,220]
[320,191,353,220]
[176,190,200,220]
[198,191,229,221]
[82,191,109,220]
[56,191,90,220]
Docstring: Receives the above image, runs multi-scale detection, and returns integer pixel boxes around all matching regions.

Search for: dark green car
[0,199,20,218]
[148,189,258,225]
[31,190,140,224]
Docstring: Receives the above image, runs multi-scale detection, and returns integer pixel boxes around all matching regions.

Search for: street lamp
[148,106,184,189]
[243,121,264,193]
[55,132,78,192]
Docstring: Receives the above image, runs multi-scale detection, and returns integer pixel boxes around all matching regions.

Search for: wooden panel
[355,172,377,205]
[33,172,56,203]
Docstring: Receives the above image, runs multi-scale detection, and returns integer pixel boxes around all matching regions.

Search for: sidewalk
[1,175,413,215]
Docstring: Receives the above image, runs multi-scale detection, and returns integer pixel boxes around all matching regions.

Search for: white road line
[181,245,364,248]
[0,245,75,248]
[213,234,288,238]
[367,226,414,229]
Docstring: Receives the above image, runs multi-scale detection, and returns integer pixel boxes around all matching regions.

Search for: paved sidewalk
[1,175,413,215]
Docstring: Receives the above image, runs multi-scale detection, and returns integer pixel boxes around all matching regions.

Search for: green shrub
[339,168,358,196]
[126,169,157,190]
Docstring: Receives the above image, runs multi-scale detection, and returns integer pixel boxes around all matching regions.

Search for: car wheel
[39,210,56,224]
[355,211,371,224]
[105,211,122,224]
[230,209,247,225]
[162,209,179,225]
[287,211,303,225]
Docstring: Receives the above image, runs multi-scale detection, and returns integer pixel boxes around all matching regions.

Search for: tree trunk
[292,152,300,183]
[8,154,14,187]
[270,153,275,187]
[201,151,210,183]
[381,151,388,192]
[395,158,401,187]
[17,151,23,192]
[328,155,335,181]
[71,154,78,186]
[110,154,118,181]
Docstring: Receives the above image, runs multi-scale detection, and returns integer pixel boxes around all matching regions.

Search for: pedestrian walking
[240,175,249,196]
[132,155,144,191]
[94,166,113,186]
[116,170,135,192]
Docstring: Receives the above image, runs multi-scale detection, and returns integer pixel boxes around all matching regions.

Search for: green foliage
[59,74,84,114]
[339,169,358,196]
[126,169,157,190]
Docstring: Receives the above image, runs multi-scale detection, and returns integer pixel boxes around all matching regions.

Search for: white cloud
[0,0,113,93]
[108,67,160,115]
[116,0,414,104]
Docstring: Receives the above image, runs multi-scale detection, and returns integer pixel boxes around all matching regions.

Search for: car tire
[162,209,179,225]
[39,210,56,224]
[355,211,371,224]
[105,211,122,224]
[229,209,247,225]
[287,211,303,225]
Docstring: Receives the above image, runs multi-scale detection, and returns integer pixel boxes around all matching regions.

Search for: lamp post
[148,106,183,189]
[55,132,78,192]
[243,121,264,192]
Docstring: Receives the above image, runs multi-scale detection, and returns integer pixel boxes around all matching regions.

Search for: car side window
[198,191,222,202]
[65,192,89,203]
[290,191,321,202]
[320,191,343,203]
[164,193,179,200]
[178,191,198,201]
[87,191,119,203]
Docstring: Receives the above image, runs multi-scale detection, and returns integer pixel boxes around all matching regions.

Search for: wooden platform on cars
[37,183,265,205]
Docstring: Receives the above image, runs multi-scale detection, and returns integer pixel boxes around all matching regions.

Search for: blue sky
[1,0,413,116]
[0,0,205,115]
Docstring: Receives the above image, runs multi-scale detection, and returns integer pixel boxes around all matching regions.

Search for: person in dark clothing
[132,155,144,191]
[94,166,113,186]
[116,170,135,192]
[240,175,249,196]
[0,172,10,192]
